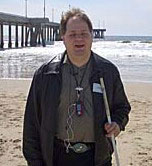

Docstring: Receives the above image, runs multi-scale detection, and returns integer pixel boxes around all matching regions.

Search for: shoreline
[0,79,152,166]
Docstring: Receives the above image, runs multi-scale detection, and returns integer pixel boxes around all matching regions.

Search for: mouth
[74,44,85,49]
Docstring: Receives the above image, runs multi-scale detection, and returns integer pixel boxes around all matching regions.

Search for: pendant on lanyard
[75,87,84,116]
[75,99,84,116]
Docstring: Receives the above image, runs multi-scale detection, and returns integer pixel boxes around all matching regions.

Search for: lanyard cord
[64,57,91,153]
[69,58,91,95]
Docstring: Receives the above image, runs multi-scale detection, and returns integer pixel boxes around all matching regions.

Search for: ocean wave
[0,40,152,82]
[121,40,131,43]
[140,41,152,44]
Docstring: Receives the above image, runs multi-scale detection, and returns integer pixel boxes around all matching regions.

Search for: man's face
[62,16,93,59]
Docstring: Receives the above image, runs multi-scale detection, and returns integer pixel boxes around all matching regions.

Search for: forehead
[66,16,90,32]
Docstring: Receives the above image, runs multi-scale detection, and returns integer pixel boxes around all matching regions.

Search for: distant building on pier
[93,29,106,39]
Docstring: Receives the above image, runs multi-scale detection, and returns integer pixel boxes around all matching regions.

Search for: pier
[0,12,106,49]
[93,29,106,39]
[0,12,60,49]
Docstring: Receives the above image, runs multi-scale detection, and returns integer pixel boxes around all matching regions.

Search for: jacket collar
[90,51,104,79]
[44,51,67,75]
[44,50,104,77]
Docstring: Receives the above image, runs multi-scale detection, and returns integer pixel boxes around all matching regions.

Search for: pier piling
[15,25,18,48]
[21,25,24,47]
[0,24,4,48]
[8,24,12,48]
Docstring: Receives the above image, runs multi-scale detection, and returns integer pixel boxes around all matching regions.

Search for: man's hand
[104,122,121,138]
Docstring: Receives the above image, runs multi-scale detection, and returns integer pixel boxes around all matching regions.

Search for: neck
[67,52,91,67]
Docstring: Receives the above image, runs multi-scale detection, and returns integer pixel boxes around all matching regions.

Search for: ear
[62,35,66,44]
[91,31,93,39]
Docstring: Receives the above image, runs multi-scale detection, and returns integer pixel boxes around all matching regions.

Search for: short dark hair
[60,8,93,36]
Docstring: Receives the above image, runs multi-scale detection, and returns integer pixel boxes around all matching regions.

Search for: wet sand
[0,79,152,166]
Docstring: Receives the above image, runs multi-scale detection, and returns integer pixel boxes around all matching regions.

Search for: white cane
[100,78,120,166]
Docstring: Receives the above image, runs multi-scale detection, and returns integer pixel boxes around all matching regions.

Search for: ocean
[0,36,152,83]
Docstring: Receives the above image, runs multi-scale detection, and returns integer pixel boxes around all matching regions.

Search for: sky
[0,0,152,36]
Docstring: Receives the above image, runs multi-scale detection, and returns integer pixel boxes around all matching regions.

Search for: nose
[74,34,84,40]
[73,34,82,39]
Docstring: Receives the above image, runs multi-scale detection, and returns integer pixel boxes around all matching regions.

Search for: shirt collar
[63,54,68,64]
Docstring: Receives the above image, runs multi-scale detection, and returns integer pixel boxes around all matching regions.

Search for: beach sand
[0,79,152,166]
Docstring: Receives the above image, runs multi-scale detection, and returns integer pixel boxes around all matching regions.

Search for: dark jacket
[23,51,131,166]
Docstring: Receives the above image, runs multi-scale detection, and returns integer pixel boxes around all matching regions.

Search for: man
[23,8,131,166]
